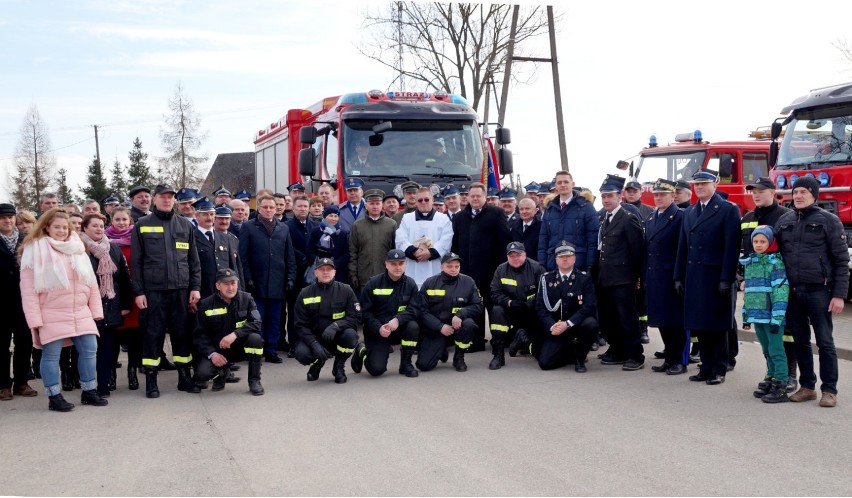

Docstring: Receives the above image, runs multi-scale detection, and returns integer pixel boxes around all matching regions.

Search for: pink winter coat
[20,253,103,349]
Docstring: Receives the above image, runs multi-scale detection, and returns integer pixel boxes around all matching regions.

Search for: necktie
[561,201,566,210]
[562,274,568,283]
[206,230,214,245]
[472,209,479,218]
[697,203,703,215]
[523,223,529,233]
[605,213,612,228]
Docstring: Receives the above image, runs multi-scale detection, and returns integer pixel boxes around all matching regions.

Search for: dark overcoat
[238,217,296,300]
[509,217,541,263]
[451,204,511,293]
[643,203,684,328]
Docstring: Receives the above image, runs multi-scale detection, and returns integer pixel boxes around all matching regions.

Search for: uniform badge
[355,303,361,312]
[578,294,583,305]
[219,246,224,251]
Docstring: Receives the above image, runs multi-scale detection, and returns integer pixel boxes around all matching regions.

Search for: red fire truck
[253,89,512,202]
[630,130,772,214]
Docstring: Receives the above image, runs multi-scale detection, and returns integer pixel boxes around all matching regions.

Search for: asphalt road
[2,330,851,497]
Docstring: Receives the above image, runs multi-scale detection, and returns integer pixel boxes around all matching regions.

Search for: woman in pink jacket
[19,208,107,412]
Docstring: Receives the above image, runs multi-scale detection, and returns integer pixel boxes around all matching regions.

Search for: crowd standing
[1,169,848,411]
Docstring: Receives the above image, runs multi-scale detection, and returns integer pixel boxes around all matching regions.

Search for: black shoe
[440,347,449,364]
[753,378,773,398]
[598,337,608,347]
[399,349,419,378]
[307,359,325,381]
[287,350,296,359]
[654,350,666,359]
[332,357,347,384]
[225,372,240,383]
[622,359,644,371]
[508,329,529,357]
[689,372,711,382]
[177,367,201,393]
[81,389,108,406]
[761,379,788,404]
[706,375,725,385]
[161,358,177,371]
[228,363,241,372]
[248,378,265,396]
[600,355,627,365]
[575,360,588,373]
[145,371,159,398]
[688,354,700,364]
[351,342,366,374]
[212,373,227,392]
[452,348,468,372]
[590,341,599,352]
[248,359,264,395]
[640,332,650,344]
[666,364,687,375]
[127,366,139,391]
[726,364,735,372]
[488,343,505,370]
[48,393,75,412]
[264,353,283,364]
[651,362,670,373]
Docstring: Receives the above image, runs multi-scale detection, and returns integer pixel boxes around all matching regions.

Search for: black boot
[399,349,419,378]
[453,347,468,372]
[786,357,798,392]
[248,357,264,396]
[332,356,348,384]
[145,370,160,399]
[177,367,201,393]
[212,367,229,392]
[127,366,139,390]
[440,347,449,363]
[753,377,773,398]
[508,329,529,358]
[81,389,108,406]
[489,342,505,370]
[351,342,366,374]
[48,393,75,412]
[61,370,74,392]
[109,367,117,391]
[762,379,789,404]
[307,358,325,381]
[640,321,650,344]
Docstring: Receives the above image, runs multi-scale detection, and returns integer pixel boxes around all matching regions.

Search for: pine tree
[127,137,152,189]
[56,168,76,205]
[80,155,110,203]
[108,156,128,199]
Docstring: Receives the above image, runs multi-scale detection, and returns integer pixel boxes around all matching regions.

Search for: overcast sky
[2,0,852,202]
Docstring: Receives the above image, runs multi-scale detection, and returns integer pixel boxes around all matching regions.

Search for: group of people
[1,167,847,412]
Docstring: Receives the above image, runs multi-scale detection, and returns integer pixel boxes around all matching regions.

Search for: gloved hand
[286,280,295,292]
[322,323,340,343]
[673,280,684,297]
[718,281,732,296]
[510,299,526,309]
[350,275,360,290]
[310,341,332,360]
[769,325,780,335]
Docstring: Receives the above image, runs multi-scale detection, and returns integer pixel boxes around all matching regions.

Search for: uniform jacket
[396,209,453,287]
[740,251,789,327]
[418,271,483,331]
[596,207,644,287]
[674,193,741,330]
[490,259,545,311]
[628,199,654,224]
[643,203,684,328]
[0,231,27,329]
[293,280,361,346]
[193,290,262,358]
[775,204,850,298]
[115,244,140,329]
[360,271,422,333]
[451,204,512,292]
[131,209,201,295]
[337,200,365,234]
[509,217,541,263]
[87,243,132,328]
[348,215,397,287]
[538,193,600,271]
[740,201,791,257]
[285,217,319,286]
[535,269,597,331]
[307,222,350,284]
[239,216,297,299]
[196,226,243,299]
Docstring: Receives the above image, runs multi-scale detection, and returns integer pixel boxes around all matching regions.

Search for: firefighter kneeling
[489,241,545,369]
[416,252,483,372]
[351,249,423,378]
[193,269,265,395]
[534,243,598,372]
[293,257,362,384]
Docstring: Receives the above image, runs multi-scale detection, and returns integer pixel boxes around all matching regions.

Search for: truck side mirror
[498,148,513,175]
[769,142,778,167]
[300,126,317,145]
[771,122,783,140]
[496,127,511,145]
[299,148,316,177]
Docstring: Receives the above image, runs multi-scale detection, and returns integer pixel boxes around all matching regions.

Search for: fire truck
[253,89,512,202]
[767,81,852,293]
[629,130,772,214]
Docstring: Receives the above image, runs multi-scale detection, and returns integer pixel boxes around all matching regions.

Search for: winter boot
[351,342,366,374]
[212,367,230,392]
[489,342,505,370]
[307,358,325,381]
[399,349,419,378]
[453,347,468,372]
[332,356,348,384]
[109,367,117,391]
[145,370,160,399]
[81,389,108,406]
[440,347,449,363]
[127,366,139,390]
[753,377,773,398]
[48,393,75,412]
[640,321,650,344]
[61,369,74,392]
[248,357,264,396]
[786,357,798,392]
[762,379,789,404]
[177,367,201,393]
[508,329,529,358]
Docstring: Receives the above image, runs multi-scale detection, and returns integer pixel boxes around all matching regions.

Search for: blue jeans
[255,298,283,355]
[40,334,98,396]
[787,285,838,394]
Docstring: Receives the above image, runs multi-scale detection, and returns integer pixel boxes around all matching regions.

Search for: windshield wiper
[358,174,410,181]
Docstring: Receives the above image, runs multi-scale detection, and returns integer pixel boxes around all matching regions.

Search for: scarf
[80,232,117,298]
[1,228,19,253]
[20,232,98,294]
[104,224,133,247]
[259,216,277,236]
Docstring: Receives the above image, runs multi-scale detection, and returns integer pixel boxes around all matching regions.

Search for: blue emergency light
[818,172,830,187]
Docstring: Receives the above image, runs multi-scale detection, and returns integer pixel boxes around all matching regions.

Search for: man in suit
[500,187,520,225]
[674,169,741,385]
[284,195,319,356]
[193,197,243,299]
[510,198,541,262]
[595,175,645,371]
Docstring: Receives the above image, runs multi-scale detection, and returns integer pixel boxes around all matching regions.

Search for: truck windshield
[777,109,852,170]
[635,151,706,184]
[341,120,484,180]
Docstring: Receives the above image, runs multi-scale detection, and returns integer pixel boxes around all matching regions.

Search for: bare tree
[158,83,209,188]
[359,2,551,112]
[10,104,55,211]
[835,38,852,70]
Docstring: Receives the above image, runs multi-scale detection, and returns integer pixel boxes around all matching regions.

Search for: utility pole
[498,5,569,171]
[93,125,101,167]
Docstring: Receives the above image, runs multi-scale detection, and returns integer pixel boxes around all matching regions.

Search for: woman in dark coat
[81,213,132,397]
[307,205,350,284]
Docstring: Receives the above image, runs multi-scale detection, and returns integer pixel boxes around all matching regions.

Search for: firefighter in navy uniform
[415,252,483,373]
[193,269,265,395]
[292,257,362,384]
[488,242,545,369]
[351,249,423,378]
[535,243,598,372]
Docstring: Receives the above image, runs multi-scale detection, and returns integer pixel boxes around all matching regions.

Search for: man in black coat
[193,198,243,299]
[284,195,318,356]
[452,182,511,351]
[595,175,645,371]
[510,198,541,262]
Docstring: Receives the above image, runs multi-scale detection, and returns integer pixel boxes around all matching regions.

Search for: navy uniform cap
[216,268,239,283]
[675,180,691,190]
[652,178,677,193]
[625,180,642,190]
[213,184,232,197]
[746,176,775,190]
[193,197,215,212]
[176,188,199,203]
[433,194,445,205]
[691,169,719,184]
[344,177,364,189]
[102,195,120,205]
[386,249,406,262]
[487,187,499,198]
[555,241,576,256]
[234,189,252,200]
[506,241,525,254]
[524,182,540,193]
[214,205,233,217]
[538,182,550,194]
[498,187,517,200]
[442,184,460,197]
[287,182,305,192]
[315,257,335,268]
[458,184,469,194]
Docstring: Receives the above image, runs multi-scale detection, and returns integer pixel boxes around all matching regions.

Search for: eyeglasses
[416,198,432,203]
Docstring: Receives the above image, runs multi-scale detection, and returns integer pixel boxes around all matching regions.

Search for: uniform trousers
[658,326,687,367]
[294,327,359,365]
[363,321,419,376]
[254,298,284,355]
[488,305,536,346]
[536,316,598,370]
[141,289,193,371]
[415,318,477,372]
[694,329,729,377]
[195,333,264,381]
[597,283,643,362]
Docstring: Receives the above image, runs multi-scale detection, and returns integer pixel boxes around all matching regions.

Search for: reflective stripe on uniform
[140,226,164,233]
[397,305,407,312]
[373,288,393,295]
[639,315,647,322]
[526,294,536,300]
[490,323,509,332]
[426,289,446,296]
[244,347,263,355]
[175,242,189,249]
[741,221,758,230]
[401,340,418,348]
[173,355,192,364]
[205,308,227,316]
[303,296,321,304]
[337,344,355,354]
[236,320,247,329]
[500,278,518,286]
[142,357,161,367]
[455,340,472,349]
[451,307,462,314]
[691,336,699,343]
[332,311,345,319]
[783,334,794,343]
